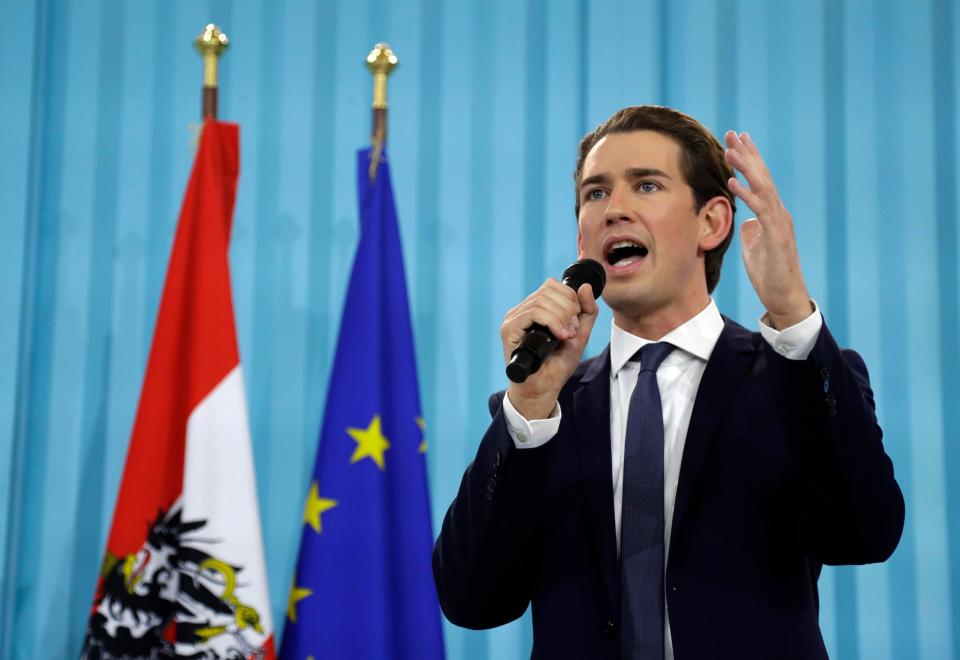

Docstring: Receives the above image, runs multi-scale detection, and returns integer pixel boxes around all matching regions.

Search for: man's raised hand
[724,131,812,329]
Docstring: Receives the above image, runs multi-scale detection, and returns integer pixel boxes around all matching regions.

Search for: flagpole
[366,42,398,180]
[195,24,229,120]
[279,41,444,660]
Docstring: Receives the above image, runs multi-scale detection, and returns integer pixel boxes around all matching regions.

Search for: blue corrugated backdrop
[1,0,958,657]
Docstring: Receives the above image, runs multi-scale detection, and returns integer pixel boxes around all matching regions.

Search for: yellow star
[286,584,312,623]
[303,481,337,533]
[347,414,390,470]
[417,416,427,454]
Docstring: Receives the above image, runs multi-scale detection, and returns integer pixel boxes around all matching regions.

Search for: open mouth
[605,240,648,268]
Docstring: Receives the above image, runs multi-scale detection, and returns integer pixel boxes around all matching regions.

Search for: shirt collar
[609,299,725,377]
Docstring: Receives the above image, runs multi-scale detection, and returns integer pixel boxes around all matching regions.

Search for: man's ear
[698,196,733,252]
[577,225,585,258]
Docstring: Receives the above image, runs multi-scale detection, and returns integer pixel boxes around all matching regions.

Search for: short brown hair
[574,105,736,293]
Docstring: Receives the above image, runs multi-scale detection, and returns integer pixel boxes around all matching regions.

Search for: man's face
[577,130,711,323]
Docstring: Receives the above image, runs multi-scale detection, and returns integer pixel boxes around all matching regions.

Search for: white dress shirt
[502,299,823,659]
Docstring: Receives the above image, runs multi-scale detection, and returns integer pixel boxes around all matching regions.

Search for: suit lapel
[669,318,756,562]
[572,346,620,617]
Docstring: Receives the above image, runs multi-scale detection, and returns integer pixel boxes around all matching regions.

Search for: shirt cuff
[758,300,823,360]
[502,392,562,449]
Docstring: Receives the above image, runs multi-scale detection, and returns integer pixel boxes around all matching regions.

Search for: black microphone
[506,258,606,384]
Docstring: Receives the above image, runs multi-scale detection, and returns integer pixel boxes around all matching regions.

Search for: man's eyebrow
[579,168,672,191]
[579,173,611,190]
[625,167,672,180]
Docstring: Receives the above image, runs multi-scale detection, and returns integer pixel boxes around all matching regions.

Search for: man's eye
[638,181,660,193]
[587,189,606,201]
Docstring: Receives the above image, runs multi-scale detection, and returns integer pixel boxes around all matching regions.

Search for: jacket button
[602,620,616,637]
[825,393,837,416]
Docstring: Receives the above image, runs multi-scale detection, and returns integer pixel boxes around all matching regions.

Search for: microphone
[506,258,606,384]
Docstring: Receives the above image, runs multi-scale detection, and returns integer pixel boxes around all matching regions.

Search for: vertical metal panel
[9,0,69,652]
[841,3,891,659]
[68,0,124,647]
[713,0,740,318]
[902,4,954,658]
[0,0,43,654]
[432,0,481,654]
[873,1,922,658]
[728,0,770,328]
[411,0,443,539]
[543,0,586,285]
[934,0,960,656]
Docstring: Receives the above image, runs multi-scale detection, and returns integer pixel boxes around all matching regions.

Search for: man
[432,106,904,659]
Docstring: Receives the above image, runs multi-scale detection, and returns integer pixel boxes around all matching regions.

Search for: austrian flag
[82,121,274,659]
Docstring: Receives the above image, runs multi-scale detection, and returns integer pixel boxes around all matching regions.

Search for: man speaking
[432,106,904,659]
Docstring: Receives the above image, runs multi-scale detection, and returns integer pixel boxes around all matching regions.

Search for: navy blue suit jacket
[433,318,904,659]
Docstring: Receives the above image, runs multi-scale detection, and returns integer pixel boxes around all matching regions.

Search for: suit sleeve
[432,392,554,629]
[765,321,905,565]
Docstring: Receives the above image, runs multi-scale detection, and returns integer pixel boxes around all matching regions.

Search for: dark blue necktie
[620,341,674,660]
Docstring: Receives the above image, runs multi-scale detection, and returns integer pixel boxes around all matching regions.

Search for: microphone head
[562,258,606,299]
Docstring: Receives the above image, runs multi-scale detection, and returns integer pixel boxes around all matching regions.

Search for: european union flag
[279,149,445,659]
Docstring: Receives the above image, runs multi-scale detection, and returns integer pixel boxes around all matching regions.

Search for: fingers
[572,283,600,345]
[726,176,762,213]
[576,282,599,316]
[502,279,583,345]
[506,306,577,343]
[725,129,761,159]
[740,131,763,159]
[537,279,582,317]
[724,131,772,195]
[724,131,763,169]
[724,130,790,226]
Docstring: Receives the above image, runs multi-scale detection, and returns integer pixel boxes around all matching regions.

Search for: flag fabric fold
[82,120,274,659]
[279,149,445,659]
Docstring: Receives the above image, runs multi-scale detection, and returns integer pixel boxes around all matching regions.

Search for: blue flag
[279,149,445,659]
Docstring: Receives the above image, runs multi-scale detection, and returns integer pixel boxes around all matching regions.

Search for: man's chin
[602,285,658,318]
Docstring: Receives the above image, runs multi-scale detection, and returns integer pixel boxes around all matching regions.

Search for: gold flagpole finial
[366,43,398,109]
[365,43,398,181]
[194,24,229,119]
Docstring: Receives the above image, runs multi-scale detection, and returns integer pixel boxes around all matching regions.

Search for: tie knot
[635,342,674,373]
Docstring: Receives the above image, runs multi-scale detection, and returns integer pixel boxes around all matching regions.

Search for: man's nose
[604,185,633,225]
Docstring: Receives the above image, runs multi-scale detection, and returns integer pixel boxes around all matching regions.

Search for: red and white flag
[82,120,274,659]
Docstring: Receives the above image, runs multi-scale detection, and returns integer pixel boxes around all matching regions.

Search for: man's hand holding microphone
[500,259,605,420]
